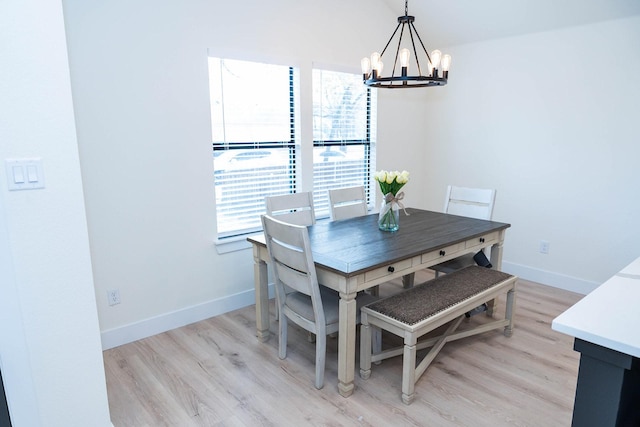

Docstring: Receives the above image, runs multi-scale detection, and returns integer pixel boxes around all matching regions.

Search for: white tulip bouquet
[374,170,409,231]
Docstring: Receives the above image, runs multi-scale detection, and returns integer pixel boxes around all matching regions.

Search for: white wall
[62,0,399,347]
[0,0,111,425]
[421,16,640,293]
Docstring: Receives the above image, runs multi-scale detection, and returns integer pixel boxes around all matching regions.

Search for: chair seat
[430,252,476,275]
[286,287,377,327]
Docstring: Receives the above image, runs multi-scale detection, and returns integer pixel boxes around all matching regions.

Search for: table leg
[402,272,415,289]
[490,240,504,271]
[253,255,270,342]
[338,290,357,397]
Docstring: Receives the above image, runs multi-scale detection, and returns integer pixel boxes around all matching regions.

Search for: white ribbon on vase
[383,191,410,216]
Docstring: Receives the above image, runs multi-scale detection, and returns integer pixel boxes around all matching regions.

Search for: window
[312,69,376,217]
[209,58,296,238]
[209,58,376,239]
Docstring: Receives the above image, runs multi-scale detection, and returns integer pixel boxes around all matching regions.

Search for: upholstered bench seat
[359,266,517,404]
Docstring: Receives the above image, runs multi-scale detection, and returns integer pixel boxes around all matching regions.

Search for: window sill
[214,232,260,254]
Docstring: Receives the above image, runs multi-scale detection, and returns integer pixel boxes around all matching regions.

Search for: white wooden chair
[261,214,378,389]
[430,186,497,277]
[265,192,316,226]
[265,192,316,326]
[328,186,368,221]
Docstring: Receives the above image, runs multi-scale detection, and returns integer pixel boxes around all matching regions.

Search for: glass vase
[378,200,400,232]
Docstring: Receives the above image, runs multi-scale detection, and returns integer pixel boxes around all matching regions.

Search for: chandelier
[361,0,451,89]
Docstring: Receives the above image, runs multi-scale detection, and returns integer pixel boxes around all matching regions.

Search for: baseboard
[501,261,599,295]
[100,284,274,350]
[101,263,598,350]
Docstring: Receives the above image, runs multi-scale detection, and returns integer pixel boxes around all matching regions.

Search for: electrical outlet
[107,289,121,306]
[539,240,550,254]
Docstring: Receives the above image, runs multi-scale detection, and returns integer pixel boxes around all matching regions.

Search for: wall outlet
[107,289,121,306]
[539,240,550,254]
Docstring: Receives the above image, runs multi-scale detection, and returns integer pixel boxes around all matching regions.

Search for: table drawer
[465,231,499,250]
[421,242,465,264]
[364,258,414,282]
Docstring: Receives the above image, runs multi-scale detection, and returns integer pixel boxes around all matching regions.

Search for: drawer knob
[388,266,395,273]
[439,250,446,256]
[480,237,485,243]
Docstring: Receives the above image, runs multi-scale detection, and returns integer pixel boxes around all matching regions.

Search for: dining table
[247,207,511,397]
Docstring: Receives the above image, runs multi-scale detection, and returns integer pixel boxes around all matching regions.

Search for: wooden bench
[359,266,517,404]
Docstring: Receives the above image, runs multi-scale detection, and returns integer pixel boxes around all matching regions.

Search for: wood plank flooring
[104,272,583,426]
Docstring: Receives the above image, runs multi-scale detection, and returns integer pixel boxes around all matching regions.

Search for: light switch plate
[5,158,45,191]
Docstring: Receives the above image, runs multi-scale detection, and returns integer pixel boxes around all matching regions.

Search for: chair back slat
[328,186,367,221]
[265,192,316,226]
[444,186,496,220]
[274,263,312,296]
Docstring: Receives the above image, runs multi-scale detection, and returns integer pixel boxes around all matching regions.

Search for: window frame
[311,67,375,217]
[211,60,298,241]
[209,57,377,251]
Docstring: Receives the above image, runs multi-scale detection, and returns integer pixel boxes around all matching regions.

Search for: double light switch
[5,158,45,190]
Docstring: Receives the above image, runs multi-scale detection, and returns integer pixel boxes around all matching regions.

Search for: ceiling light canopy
[361,0,451,89]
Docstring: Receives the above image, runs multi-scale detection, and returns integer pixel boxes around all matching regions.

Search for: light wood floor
[104,272,583,427]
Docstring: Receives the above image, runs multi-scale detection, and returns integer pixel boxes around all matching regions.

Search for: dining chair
[265,192,316,226]
[328,186,368,221]
[430,185,497,277]
[261,214,379,389]
[265,192,316,326]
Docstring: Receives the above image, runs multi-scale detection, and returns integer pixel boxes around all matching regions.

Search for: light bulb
[442,54,452,71]
[375,60,384,77]
[370,52,381,69]
[361,57,371,74]
[431,50,442,70]
[399,48,411,67]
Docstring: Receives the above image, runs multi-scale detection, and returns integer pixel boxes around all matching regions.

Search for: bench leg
[401,336,418,405]
[504,287,516,337]
[360,319,372,380]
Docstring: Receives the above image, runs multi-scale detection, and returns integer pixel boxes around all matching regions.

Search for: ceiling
[380,0,640,47]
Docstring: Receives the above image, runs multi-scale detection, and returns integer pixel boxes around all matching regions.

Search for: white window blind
[312,69,376,217]
[209,58,296,238]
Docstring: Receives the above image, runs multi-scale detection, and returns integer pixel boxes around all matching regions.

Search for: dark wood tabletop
[248,208,511,277]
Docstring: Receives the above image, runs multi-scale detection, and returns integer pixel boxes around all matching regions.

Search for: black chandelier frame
[363,1,449,89]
